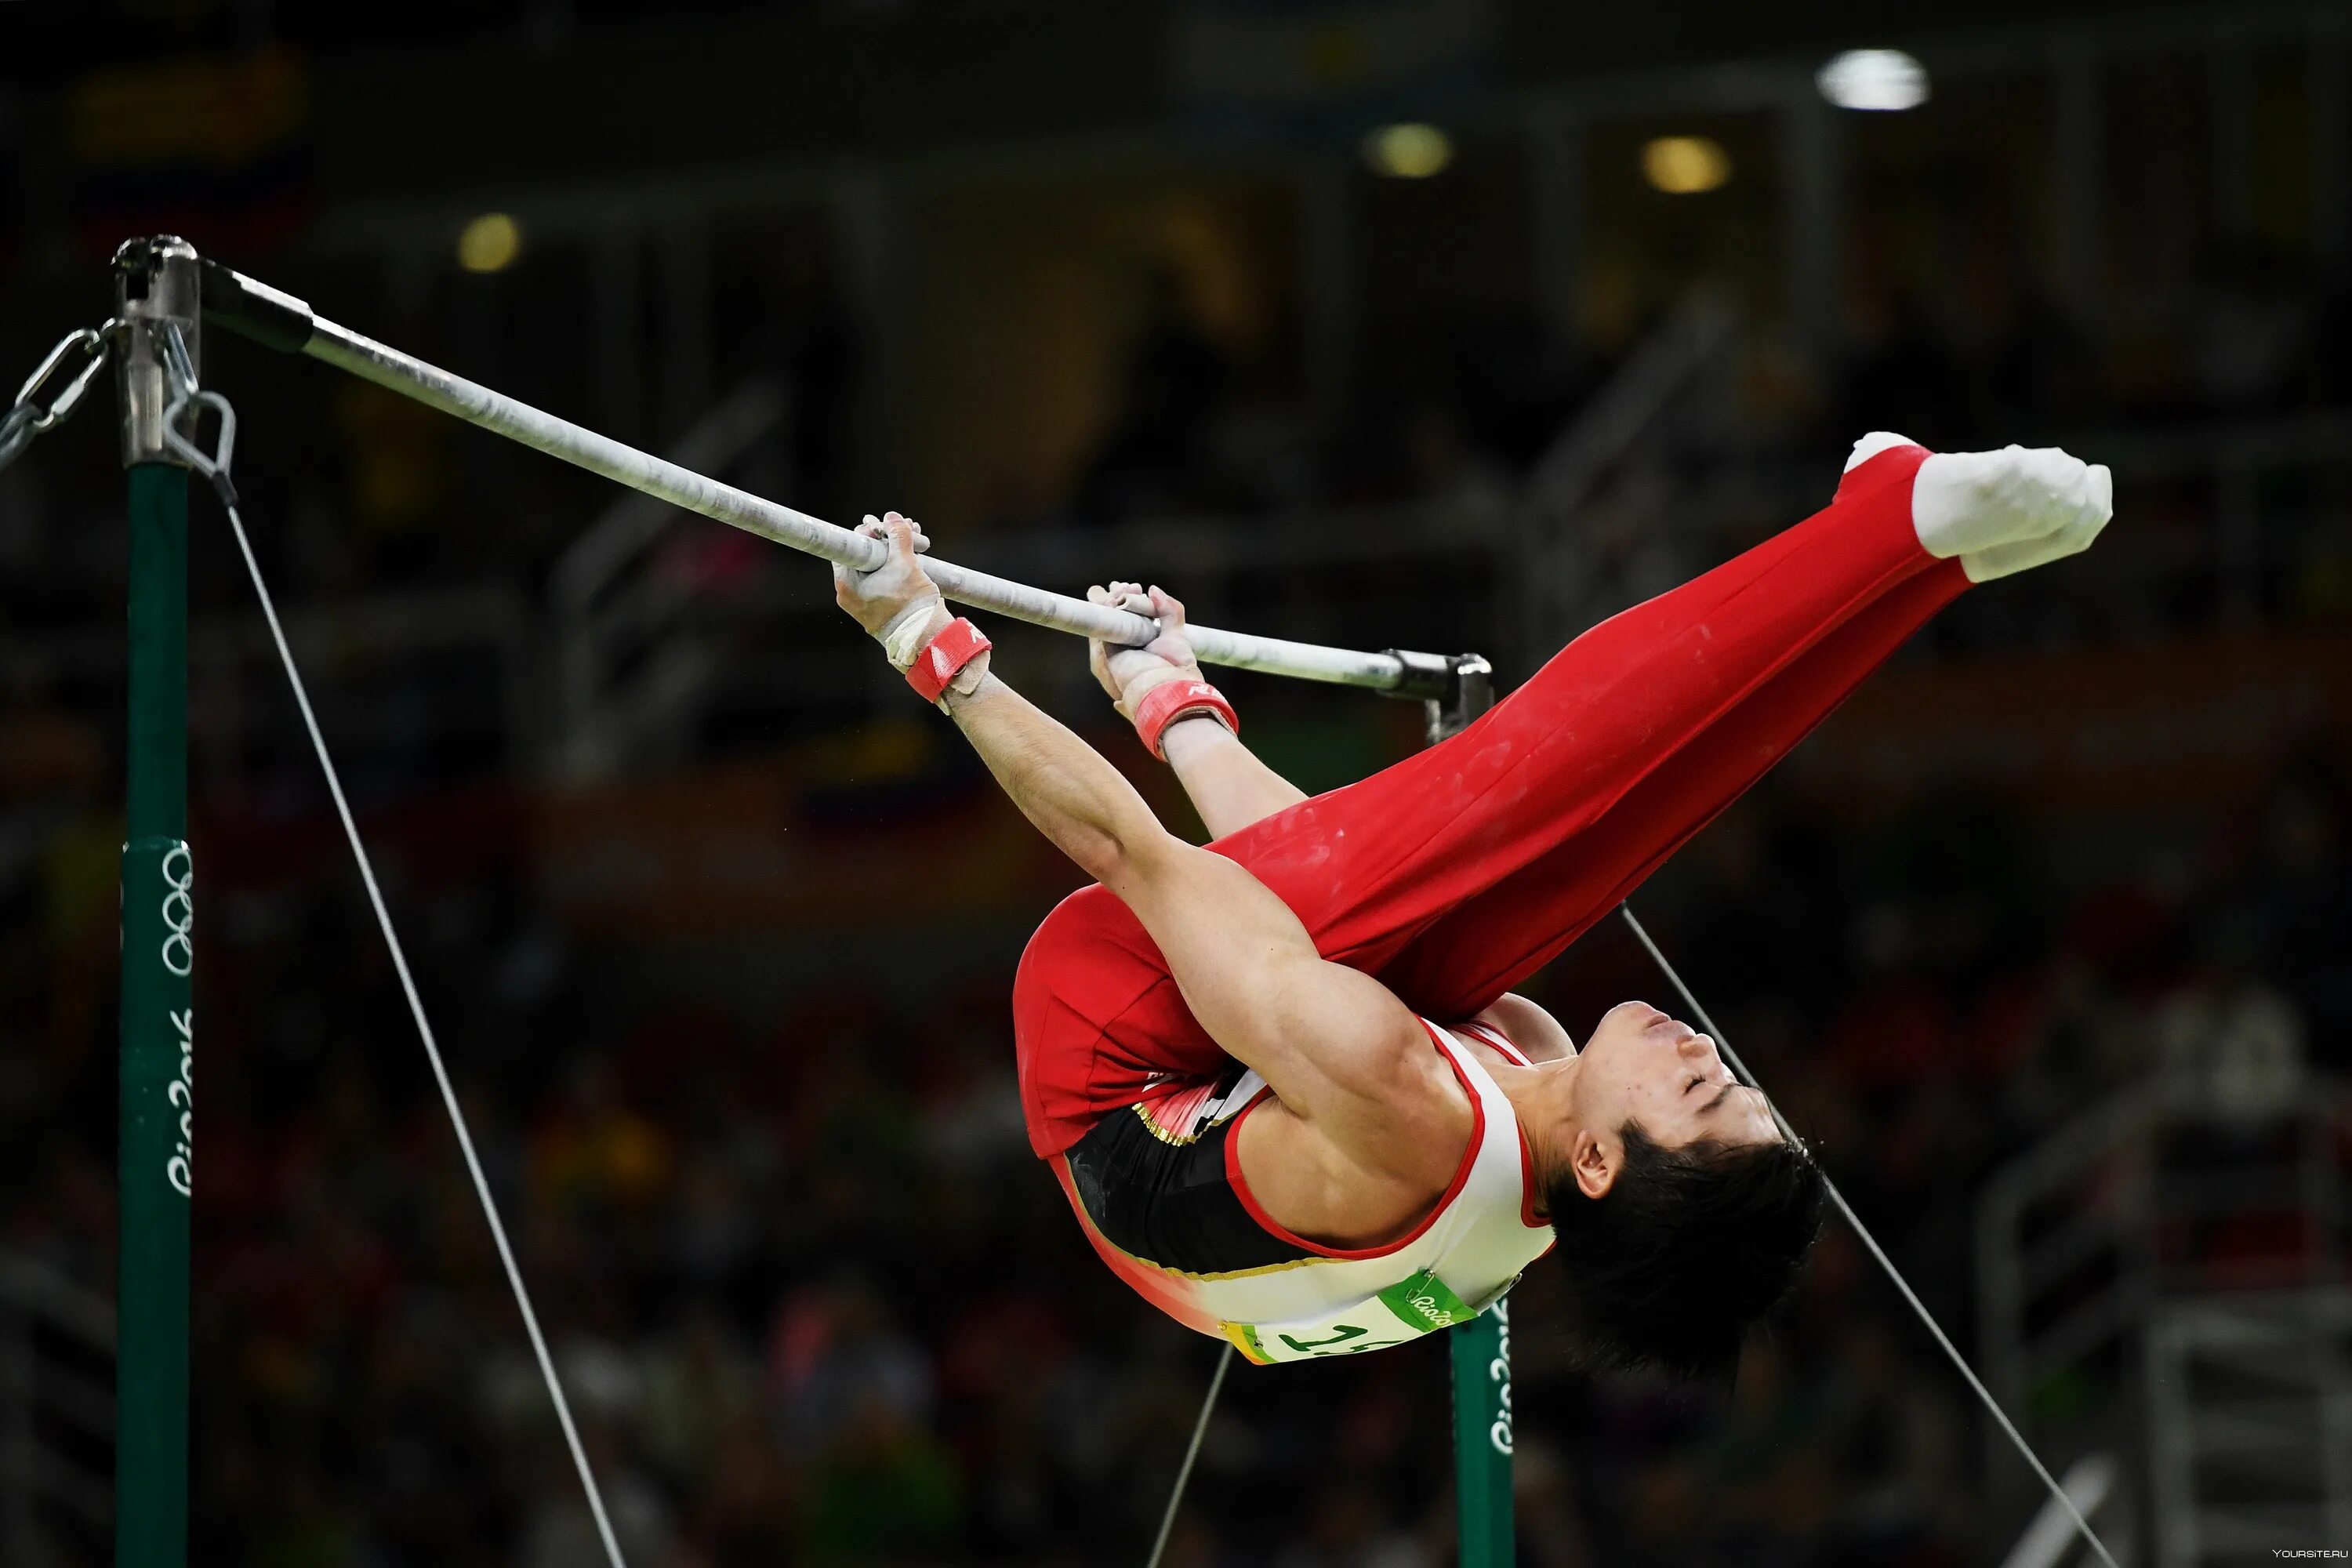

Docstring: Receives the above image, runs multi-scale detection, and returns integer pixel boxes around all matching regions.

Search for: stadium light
[1641,136,1731,195]
[1817,49,1929,111]
[457,213,524,274]
[1363,123,1454,180]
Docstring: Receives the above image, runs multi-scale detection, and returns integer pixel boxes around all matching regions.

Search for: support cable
[1615,904,2120,1568]
[162,367,630,1568]
[1144,1344,1231,1568]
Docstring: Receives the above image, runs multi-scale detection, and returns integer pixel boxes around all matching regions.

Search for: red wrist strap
[1133,678,1237,760]
[906,616,992,704]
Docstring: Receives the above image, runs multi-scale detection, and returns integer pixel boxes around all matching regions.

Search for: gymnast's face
[1567,1001,1777,1160]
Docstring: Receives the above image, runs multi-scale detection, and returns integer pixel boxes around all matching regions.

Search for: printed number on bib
[1221,1268,1483,1365]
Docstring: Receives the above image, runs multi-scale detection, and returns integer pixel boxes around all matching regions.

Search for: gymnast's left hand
[833,510,947,644]
[1087,583,1204,722]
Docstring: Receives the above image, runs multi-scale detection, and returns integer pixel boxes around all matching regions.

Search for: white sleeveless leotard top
[1186,1020,1555,1364]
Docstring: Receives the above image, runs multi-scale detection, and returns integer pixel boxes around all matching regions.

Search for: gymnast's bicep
[1109,837,1466,1181]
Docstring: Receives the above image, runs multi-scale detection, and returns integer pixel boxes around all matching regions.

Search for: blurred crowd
[1075,255,2352,535]
[4,78,2351,1567]
[4,644,2347,1567]
[9,234,2352,638]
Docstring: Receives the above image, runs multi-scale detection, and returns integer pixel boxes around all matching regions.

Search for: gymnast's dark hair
[1544,1124,1825,1383]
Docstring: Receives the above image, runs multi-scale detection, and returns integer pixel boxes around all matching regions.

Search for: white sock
[1847,432,2114,583]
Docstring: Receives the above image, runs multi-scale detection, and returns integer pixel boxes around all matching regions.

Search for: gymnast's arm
[1158,717,1307,839]
[835,517,1468,1201]
[1084,583,1307,839]
[937,679,1470,1210]
[832,514,1172,881]
[1087,589,1574,1067]
[978,702,1469,1207]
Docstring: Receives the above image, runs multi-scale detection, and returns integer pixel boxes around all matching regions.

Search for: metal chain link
[0,320,122,474]
[0,318,236,495]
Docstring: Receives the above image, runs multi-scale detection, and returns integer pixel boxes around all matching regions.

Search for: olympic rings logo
[150,840,195,1199]
[159,841,193,977]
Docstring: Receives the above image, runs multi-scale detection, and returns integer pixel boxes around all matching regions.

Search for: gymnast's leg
[1207,436,2109,1018]
[1011,435,2109,1149]
[1372,543,1969,1017]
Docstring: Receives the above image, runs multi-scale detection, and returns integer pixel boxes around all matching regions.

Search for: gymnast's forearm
[945,673,1172,884]
[1159,718,1308,839]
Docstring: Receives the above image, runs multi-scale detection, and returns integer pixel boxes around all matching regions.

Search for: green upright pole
[113,236,200,1568]
[1422,661,1514,1568]
[1450,1299,1515,1566]
[118,463,191,1568]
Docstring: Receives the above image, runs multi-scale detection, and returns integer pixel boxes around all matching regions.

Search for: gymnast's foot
[1846,430,2114,582]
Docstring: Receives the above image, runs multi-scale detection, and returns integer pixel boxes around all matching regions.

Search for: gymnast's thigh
[1013,884,1226,1159]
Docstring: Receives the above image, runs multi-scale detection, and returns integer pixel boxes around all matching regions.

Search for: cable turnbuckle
[162,387,238,506]
[154,322,238,505]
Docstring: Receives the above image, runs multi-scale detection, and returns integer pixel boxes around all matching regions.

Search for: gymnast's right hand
[1087,583,1203,722]
[833,510,949,655]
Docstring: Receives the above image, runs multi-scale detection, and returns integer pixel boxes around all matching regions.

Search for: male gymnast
[833,433,2110,1376]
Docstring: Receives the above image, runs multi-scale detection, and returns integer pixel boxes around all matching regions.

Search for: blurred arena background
[2,2,2350,1564]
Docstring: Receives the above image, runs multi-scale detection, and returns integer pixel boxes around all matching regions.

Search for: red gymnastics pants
[1013,442,1969,1160]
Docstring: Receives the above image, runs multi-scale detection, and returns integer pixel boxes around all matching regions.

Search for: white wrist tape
[937,657,990,713]
[1110,659,1189,724]
[879,599,947,670]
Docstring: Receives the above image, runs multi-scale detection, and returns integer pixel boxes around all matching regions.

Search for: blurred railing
[1510,304,2352,672]
[2145,1290,2352,1564]
[0,1254,114,1568]
[1976,1070,2352,1560]
[0,583,530,791]
[1,377,2347,790]
[1998,1452,2126,1568]
[531,492,1519,766]
[1515,289,1740,662]
[548,376,790,781]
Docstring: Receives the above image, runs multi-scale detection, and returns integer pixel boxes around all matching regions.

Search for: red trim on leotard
[1515,1127,1552,1237]
[1450,1021,1548,1230]
[1222,1020,1486,1261]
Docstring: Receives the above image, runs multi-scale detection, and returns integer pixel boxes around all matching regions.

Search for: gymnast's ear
[1566,1125,1617,1201]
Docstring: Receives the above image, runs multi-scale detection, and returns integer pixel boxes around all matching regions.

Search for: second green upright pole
[118,459,191,1568]
[1425,665,1513,1568]
[114,234,201,1568]
[1450,1298,1515,1565]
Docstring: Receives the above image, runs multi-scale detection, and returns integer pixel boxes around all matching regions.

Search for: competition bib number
[1221,1269,1486,1365]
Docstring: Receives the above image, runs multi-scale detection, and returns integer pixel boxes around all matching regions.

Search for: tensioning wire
[1145,1343,1232,1568]
[210,477,631,1568]
[1616,904,2120,1568]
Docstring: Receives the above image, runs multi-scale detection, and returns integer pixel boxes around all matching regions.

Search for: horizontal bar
[202,260,1450,695]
